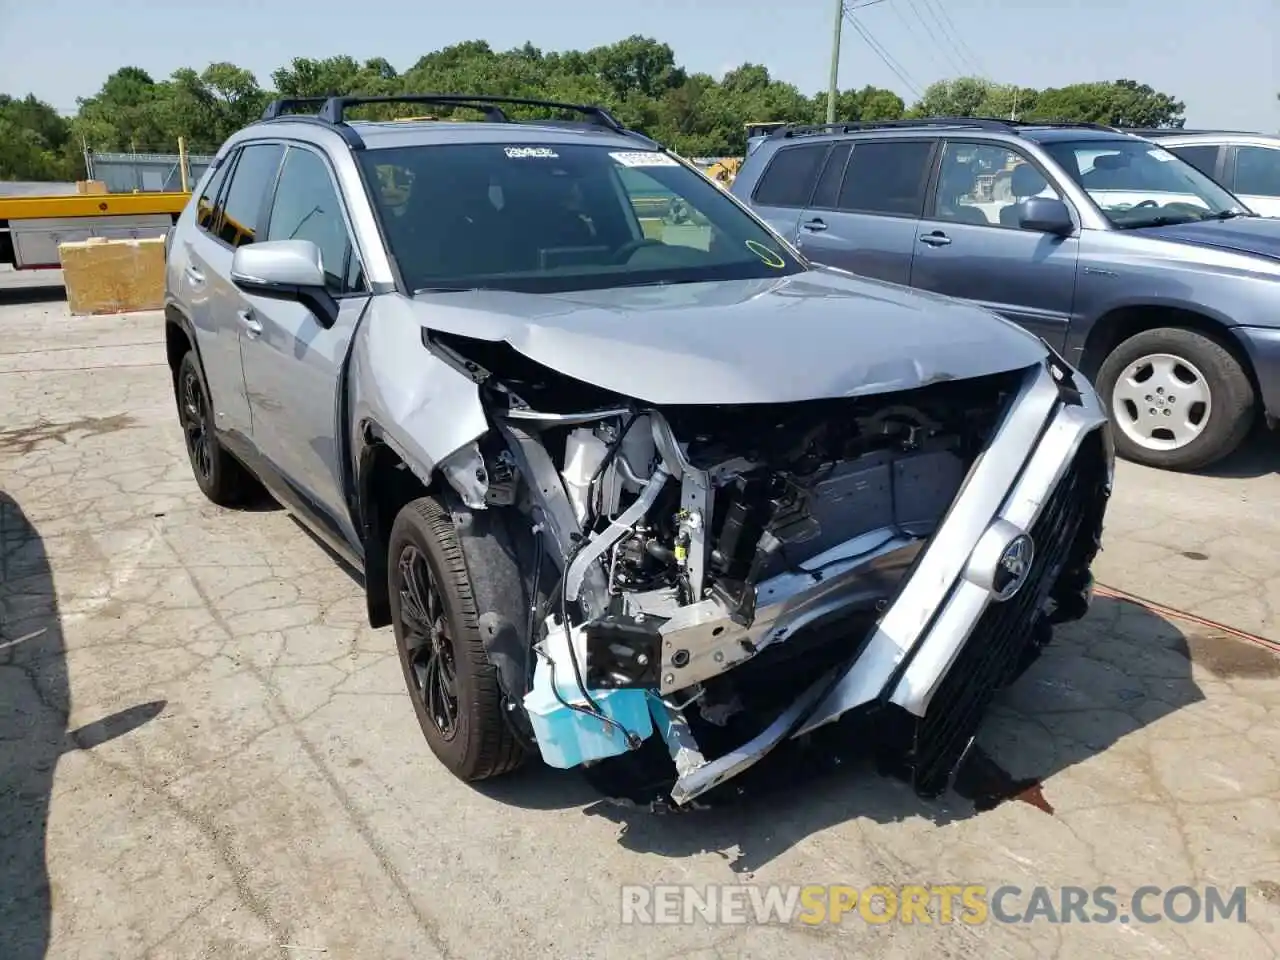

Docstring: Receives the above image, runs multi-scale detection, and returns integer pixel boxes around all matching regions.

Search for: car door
[237,143,371,543]
[179,151,257,435]
[188,142,285,442]
[1228,144,1280,217]
[742,142,830,243]
[909,140,1079,349]
[796,138,935,285]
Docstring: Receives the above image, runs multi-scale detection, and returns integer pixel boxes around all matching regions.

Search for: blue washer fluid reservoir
[522,624,653,769]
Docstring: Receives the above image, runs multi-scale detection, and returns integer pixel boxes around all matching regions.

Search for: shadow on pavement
[0,492,164,960]
[0,283,66,307]
[1193,427,1280,479]
[479,593,1236,873]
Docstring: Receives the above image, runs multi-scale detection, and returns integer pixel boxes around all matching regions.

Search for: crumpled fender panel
[348,294,490,485]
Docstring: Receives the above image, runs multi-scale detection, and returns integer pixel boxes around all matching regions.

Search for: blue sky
[1,0,1275,130]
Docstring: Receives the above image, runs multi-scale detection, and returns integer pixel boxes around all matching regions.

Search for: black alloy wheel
[396,544,460,739]
[179,363,213,485]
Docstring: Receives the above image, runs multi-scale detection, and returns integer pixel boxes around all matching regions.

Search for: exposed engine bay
[425,330,1104,805]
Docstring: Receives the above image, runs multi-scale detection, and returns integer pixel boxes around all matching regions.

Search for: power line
[902,0,969,77]
[920,0,989,78]
[886,0,950,78]
[842,2,924,99]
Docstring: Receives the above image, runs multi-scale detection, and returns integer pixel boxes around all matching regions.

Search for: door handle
[802,218,828,232]
[919,231,951,247]
[183,264,205,284]
[237,308,263,337]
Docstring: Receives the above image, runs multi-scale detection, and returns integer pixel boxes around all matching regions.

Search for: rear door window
[837,140,935,217]
[1168,144,1220,180]
[809,142,852,209]
[752,144,829,208]
[195,159,232,235]
[1234,146,1280,198]
[217,143,285,247]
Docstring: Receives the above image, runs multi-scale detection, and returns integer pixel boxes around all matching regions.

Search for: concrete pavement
[2,289,1279,959]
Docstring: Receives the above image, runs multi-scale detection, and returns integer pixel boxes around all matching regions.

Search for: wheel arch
[1078,303,1262,401]
[164,304,203,383]
[357,421,545,721]
[356,421,439,629]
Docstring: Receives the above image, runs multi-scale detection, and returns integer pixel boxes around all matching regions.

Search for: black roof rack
[1119,127,1253,137]
[768,116,1121,140]
[257,93,647,149]
[260,97,331,120]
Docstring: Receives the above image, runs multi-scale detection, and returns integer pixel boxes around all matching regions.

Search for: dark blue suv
[731,118,1280,471]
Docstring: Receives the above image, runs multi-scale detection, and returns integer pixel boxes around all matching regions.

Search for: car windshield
[1039,138,1250,228]
[358,142,803,293]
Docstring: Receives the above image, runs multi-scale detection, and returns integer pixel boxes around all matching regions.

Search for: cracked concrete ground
[2,280,1279,959]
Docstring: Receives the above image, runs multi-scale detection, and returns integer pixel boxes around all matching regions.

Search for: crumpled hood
[411,267,1047,405]
[1141,216,1280,262]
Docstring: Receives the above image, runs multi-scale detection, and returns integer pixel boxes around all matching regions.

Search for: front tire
[1095,326,1254,471]
[388,495,526,781]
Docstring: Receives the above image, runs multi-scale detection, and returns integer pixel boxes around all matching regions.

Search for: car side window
[751,144,828,208]
[837,140,933,217]
[266,147,364,294]
[1168,144,1219,179]
[217,143,285,248]
[195,158,231,235]
[1234,146,1280,198]
[931,141,1062,229]
[809,142,852,209]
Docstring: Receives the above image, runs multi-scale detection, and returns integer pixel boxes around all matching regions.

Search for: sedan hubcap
[1110,353,1211,452]
[397,546,459,739]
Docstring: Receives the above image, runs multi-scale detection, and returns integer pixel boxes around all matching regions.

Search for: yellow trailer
[0,191,190,270]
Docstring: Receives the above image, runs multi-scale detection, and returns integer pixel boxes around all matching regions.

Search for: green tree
[0,38,1196,182]
[0,95,80,180]
[1028,79,1184,127]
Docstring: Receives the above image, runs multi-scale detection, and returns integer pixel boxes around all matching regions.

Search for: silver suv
[163,94,1113,805]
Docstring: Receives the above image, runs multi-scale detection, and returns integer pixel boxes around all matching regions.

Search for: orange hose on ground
[1094,583,1280,654]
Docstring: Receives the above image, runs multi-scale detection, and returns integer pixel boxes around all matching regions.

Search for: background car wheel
[388,495,525,781]
[1095,326,1254,471]
[175,351,259,506]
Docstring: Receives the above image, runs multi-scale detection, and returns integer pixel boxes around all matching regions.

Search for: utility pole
[826,0,844,123]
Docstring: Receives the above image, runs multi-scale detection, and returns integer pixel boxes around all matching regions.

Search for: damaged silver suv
[163,94,1114,805]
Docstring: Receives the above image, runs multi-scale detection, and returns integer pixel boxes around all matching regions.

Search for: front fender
[347,296,490,491]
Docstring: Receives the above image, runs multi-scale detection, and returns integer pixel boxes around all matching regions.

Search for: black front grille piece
[906,427,1110,797]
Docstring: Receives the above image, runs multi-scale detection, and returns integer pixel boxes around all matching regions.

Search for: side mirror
[1018,197,1075,236]
[230,240,338,328]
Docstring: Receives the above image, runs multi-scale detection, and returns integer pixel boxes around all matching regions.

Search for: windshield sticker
[1148,149,1174,162]
[610,151,679,168]
[504,146,559,159]
[745,240,786,269]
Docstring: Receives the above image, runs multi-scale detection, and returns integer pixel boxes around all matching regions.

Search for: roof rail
[316,93,628,132]
[1119,127,1253,137]
[1013,118,1120,132]
[768,116,1123,141]
[256,92,652,150]
[769,117,1016,139]
[260,97,331,120]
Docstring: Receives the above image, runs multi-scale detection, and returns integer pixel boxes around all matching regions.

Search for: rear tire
[175,351,258,506]
[1095,326,1254,471]
[388,495,526,781]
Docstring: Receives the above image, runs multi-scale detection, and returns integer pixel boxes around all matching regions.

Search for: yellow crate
[59,236,166,316]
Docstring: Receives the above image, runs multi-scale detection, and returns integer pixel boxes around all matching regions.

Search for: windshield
[359,142,803,293]
[1039,138,1250,228]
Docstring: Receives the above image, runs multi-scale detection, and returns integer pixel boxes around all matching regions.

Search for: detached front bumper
[669,361,1113,804]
